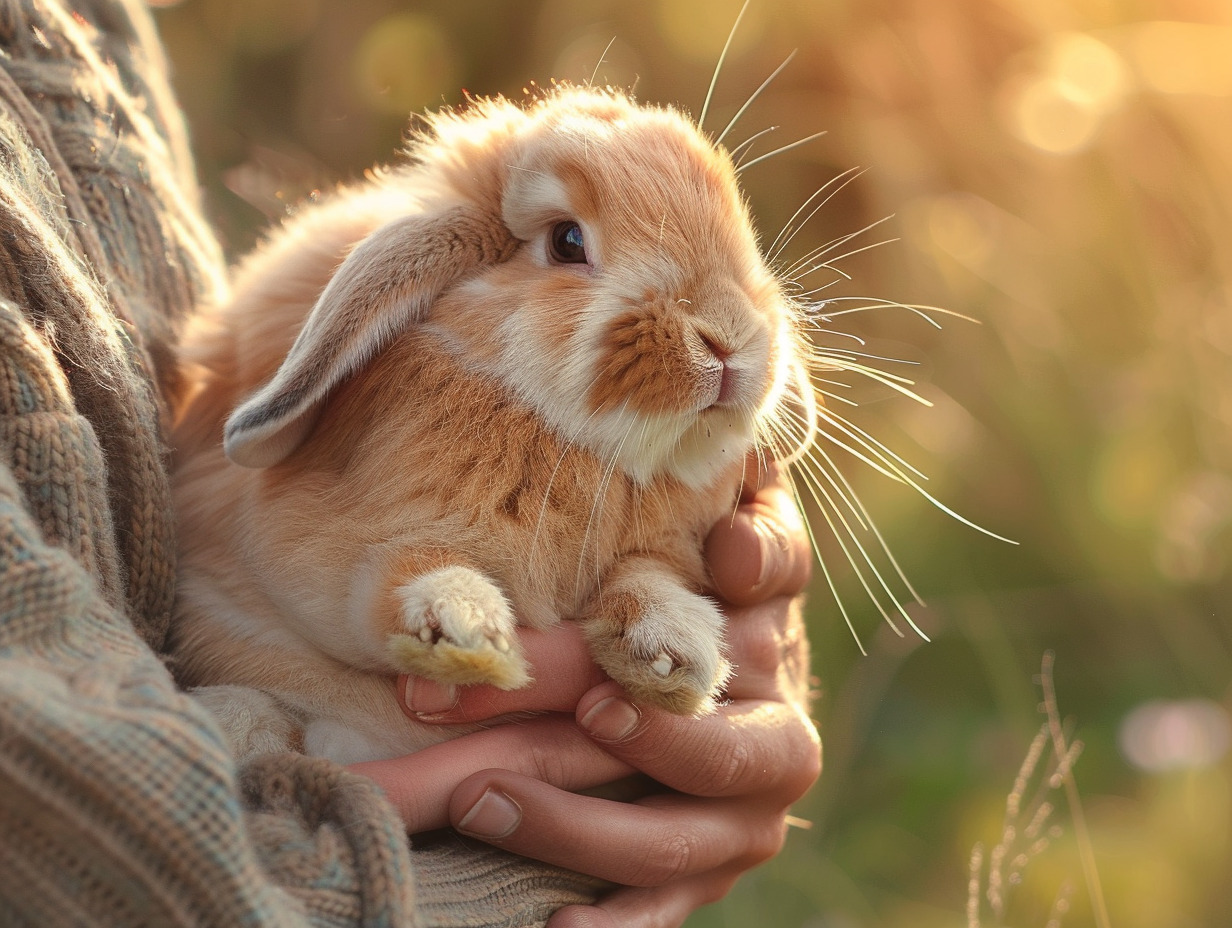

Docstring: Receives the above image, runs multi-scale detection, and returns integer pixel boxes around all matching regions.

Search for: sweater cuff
[240,753,422,928]
[410,831,606,928]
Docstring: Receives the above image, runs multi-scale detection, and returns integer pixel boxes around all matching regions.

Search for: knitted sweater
[0,1,595,924]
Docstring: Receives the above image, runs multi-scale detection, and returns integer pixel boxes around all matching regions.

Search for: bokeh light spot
[1119,699,1231,772]
[353,13,457,116]
[1009,32,1128,154]
[927,193,998,269]
[1050,32,1128,110]
[1013,80,1099,153]
[1091,426,1174,530]
[1155,470,1232,583]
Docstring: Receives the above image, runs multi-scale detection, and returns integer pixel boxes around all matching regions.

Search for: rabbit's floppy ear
[224,206,517,468]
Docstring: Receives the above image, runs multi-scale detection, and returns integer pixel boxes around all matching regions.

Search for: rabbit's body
[171,87,811,764]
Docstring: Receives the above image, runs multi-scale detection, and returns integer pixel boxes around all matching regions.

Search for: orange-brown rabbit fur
[170,86,811,764]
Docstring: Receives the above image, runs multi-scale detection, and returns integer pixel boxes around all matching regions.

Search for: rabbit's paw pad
[387,566,528,689]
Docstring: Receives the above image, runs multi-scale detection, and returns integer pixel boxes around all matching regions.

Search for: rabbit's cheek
[589,308,698,416]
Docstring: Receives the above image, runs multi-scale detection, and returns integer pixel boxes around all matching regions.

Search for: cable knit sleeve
[0,299,423,927]
[0,0,423,923]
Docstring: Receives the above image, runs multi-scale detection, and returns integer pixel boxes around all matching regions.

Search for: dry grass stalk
[967,653,1109,927]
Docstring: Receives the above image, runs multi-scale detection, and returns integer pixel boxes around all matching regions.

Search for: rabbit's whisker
[587,36,618,88]
[576,405,635,602]
[769,167,867,263]
[529,400,608,563]
[736,131,827,173]
[805,296,976,327]
[714,51,797,146]
[782,215,895,279]
[728,125,778,166]
[793,237,901,281]
[698,0,751,131]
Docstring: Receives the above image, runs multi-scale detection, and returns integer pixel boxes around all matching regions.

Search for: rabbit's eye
[549,221,588,264]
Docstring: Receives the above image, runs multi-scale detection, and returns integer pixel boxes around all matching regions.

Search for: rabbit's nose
[700,332,732,363]
[698,335,739,408]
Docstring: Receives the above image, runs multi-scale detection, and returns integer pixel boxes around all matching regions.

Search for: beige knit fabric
[0,1,600,924]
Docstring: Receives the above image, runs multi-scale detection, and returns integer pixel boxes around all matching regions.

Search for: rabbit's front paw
[387,566,529,689]
[584,580,731,716]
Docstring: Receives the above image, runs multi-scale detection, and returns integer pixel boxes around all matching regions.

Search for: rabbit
[169,84,816,765]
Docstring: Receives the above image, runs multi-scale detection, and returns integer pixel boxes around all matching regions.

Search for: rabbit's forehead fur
[425,88,764,277]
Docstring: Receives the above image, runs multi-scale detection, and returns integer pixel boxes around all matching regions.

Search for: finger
[546,872,741,928]
[398,623,607,722]
[574,682,821,801]
[348,715,632,832]
[720,595,804,700]
[448,772,785,887]
[706,479,811,607]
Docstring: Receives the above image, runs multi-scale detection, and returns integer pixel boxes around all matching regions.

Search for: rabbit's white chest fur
[170,86,813,764]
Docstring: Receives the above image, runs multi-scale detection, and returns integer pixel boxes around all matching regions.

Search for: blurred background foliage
[151,0,1232,925]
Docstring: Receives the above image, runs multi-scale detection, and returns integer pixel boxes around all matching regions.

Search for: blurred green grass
[152,0,1232,924]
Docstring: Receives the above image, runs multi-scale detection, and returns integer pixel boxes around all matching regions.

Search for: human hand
[351,465,820,928]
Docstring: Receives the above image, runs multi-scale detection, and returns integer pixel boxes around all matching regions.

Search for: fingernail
[457,788,521,839]
[753,514,791,591]
[579,696,641,743]
[407,678,457,716]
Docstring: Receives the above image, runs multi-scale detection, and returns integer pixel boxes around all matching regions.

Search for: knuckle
[631,831,693,885]
[679,733,753,796]
[748,819,786,865]
[780,714,823,801]
[715,735,754,795]
[529,745,572,786]
[741,622,783,674]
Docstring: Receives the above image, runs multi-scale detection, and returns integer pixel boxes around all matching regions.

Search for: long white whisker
[715,51,797,145]
[781,401,914,485]
[808,297,978,328]
[810,344,920,367]
[699,0,750,131]
[783,215,895,278]
[792,237,901,280]
[813,404,930,481]
[797,444,868,529]
[588,36,618,88]
[797,320,868,348]
[770,167,868,261]
[787,276,850,300]
[817,358,930,400]
[814,442,928,611]
[736,130,828,172]
[816,388,859,408]
[787,474,868,654]
[809,407,1018,544]
[794,457,905,636]
[728,125,778,164]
